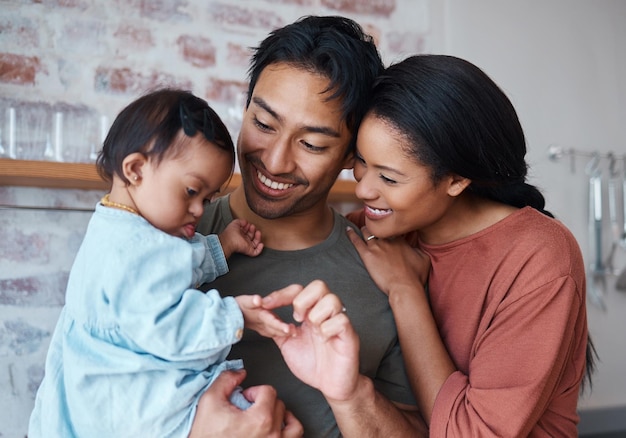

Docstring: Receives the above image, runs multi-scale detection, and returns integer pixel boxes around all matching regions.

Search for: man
[196,15,421,437]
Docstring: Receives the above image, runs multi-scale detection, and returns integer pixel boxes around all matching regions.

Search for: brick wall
[1,0,434,163]
[0,0,436,435]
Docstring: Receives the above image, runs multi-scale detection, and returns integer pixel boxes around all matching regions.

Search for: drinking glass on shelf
[21,104,52,161]
[51,110,64,162]
[64,108,100,163]
[89,114,109,162]
[1,106,17,159]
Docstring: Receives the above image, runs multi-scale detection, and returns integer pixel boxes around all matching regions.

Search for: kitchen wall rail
[547,145,625,173]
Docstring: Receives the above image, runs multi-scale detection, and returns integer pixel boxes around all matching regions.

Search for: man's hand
[262,280,361,402]
[189,370,303,438]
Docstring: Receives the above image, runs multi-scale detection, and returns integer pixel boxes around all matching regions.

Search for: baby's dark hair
[96,88,234,184]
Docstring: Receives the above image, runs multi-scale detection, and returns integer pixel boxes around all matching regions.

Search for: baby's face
[135,133,232,239]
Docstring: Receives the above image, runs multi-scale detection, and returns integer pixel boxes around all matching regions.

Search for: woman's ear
[447,174,471,197]
[121,152,146,185]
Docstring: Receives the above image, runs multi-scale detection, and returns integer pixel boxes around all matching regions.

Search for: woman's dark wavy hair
[96,88,234,184]
[368,54,596,391]
[246,15,384,153]
[369,54,553,215]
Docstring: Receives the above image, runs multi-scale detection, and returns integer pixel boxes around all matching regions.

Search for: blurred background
[1,0,624,436]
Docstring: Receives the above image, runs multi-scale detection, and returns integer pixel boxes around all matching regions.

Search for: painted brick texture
[0,54,42,86]
[0,1,435,435]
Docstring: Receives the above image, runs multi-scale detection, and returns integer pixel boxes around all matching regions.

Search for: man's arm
[328,376,427,437]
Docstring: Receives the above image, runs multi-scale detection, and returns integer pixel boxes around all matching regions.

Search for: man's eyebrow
[251,96,342,138]
[252,96,281,122]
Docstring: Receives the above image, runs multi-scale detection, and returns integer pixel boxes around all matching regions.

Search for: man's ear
[121,152,146,185]
[447,174,471,197]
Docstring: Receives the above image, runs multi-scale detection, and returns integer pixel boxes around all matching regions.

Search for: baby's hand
[219,219,263,259]
[235,295,295,338]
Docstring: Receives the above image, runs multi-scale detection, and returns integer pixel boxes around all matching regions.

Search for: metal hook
[608,152,618,177]
[585,152,601,177]
[547,144,564,161]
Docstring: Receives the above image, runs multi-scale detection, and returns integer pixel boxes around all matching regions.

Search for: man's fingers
[210,369,247,397]
[306,293,345,325]
[243,384,276,405]
[317,312,352,340]
[292,280,345,323]
[282,410,304,437]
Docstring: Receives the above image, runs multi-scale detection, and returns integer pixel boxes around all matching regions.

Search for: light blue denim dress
[29,204,246,437]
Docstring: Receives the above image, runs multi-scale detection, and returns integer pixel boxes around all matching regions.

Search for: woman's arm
[346,227,456,424]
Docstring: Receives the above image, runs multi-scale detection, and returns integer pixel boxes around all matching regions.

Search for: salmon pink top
[348,207,588,437]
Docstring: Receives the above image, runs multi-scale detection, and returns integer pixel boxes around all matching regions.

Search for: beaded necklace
[100,194,139,215]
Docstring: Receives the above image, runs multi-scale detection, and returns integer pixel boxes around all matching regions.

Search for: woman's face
[353,114,457,240]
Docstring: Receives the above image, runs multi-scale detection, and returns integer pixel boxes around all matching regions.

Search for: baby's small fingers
[253,242,264,255]
[250,294,263,307]
[241,222,252,235]
[259,310,293,335]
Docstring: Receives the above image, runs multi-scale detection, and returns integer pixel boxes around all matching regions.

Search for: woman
[346,54,594,437]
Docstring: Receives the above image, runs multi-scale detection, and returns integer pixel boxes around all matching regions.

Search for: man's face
[237,62,353,219]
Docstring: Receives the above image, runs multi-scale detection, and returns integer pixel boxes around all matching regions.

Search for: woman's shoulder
[514,207,579,250]
[500,207,585,281]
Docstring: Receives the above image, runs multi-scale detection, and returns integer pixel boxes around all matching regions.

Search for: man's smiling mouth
[257,170,294,191]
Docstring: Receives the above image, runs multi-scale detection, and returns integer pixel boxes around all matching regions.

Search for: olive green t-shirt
[197,195,416,438]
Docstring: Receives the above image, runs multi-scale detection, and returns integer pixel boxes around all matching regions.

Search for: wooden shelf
[0,158,359,203]
[0,159,109,190]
